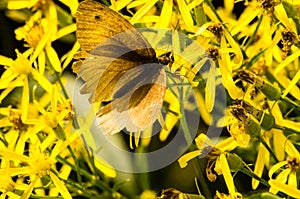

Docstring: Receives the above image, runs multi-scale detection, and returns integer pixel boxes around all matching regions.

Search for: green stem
[54,71,69,99]
[51,149,113,192]
[281,96,300,112]
[244,15,263,50]
[204,0,224,24]
[179,87,212,199]
[64,178,113,199]
[274,124,300,135]
[67,145,82,182]
[241,167,286,198]
[240,167,269,188]
[50,169,117,199]
[29,195,63,199]
[258,137,279,163]
[179,88,193,144]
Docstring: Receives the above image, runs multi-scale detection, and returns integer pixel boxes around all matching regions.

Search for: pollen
[25,21,45,47]
[8,110,28,131]
[208,23,223,38]
[286,156,300,171]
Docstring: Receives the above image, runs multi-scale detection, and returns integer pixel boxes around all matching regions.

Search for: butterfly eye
[157,52,174,66]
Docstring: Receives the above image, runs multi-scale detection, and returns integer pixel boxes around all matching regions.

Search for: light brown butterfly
[73,0,173,135]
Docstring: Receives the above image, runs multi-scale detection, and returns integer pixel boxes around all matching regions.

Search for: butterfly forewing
[76,1,160,103]
[76,0,156,59]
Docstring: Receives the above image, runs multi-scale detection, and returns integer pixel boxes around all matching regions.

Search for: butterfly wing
[74,0,168,134]
[75,0,155,58]
[75,0,158,103]
[96,68,166,135]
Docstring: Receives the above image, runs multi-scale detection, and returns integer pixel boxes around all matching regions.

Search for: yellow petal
[21,78,29,122]
[281,68,300,98]
[130,0,158,24]
[177,0,194,32]
[160,112,179,141]
[276,74,300,100]
[49,172,72,199]
[269,179,300,198]
[272,129,286,161]
[21,176,37,199]
[45,45,62,72]
[274,4,296,32]
[252,143,268,189]
[0,55,14,66]
[195,133,214,149]
[205,64,216,112]
[0,149,30,162]
[160,89,180,141]
[94,157,117,178]
[219,154,236,195]
[62,41,81,70]
[194,88,212,125]
[288,172,297,187]
[31,69,53,93]
[159,0,172,28]
[285,140,300,157]
[216,137,237,152]
[55,24,76,41]
[269,161,288,178]
[178,150,201,168]
[224,31,243,70]
[275,49,300,75]
[7,0,38,9]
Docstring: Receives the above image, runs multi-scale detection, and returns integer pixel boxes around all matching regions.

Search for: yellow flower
[0,52,58,136]
[0,131,78,199]
[140,190,157,199]
[178,134,241,197]
[268,140,300,197]
[225,109,251,147]
[7,0,77,73]
[215,191,242,199]
[196,22,244,100]
[0,169,29,198]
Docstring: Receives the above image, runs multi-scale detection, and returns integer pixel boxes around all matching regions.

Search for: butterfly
[73,0,173,135]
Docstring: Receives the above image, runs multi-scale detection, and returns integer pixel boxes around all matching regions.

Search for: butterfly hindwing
[96,69,166,134]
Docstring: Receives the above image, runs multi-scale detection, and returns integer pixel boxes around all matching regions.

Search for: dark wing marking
[96,69,166,135]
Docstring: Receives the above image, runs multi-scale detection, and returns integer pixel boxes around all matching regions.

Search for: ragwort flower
[178,134,242,198]
[268,140,300,198]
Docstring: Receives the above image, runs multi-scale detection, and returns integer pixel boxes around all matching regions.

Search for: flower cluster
[1,0,300,198]
[0,0,117,198]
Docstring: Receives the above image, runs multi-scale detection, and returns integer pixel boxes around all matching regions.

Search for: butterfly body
[74,0,171,135]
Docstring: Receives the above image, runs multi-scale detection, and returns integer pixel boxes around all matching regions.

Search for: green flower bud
[245,118,261,137]
[226,153,243,172]
[255,78,281,101]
